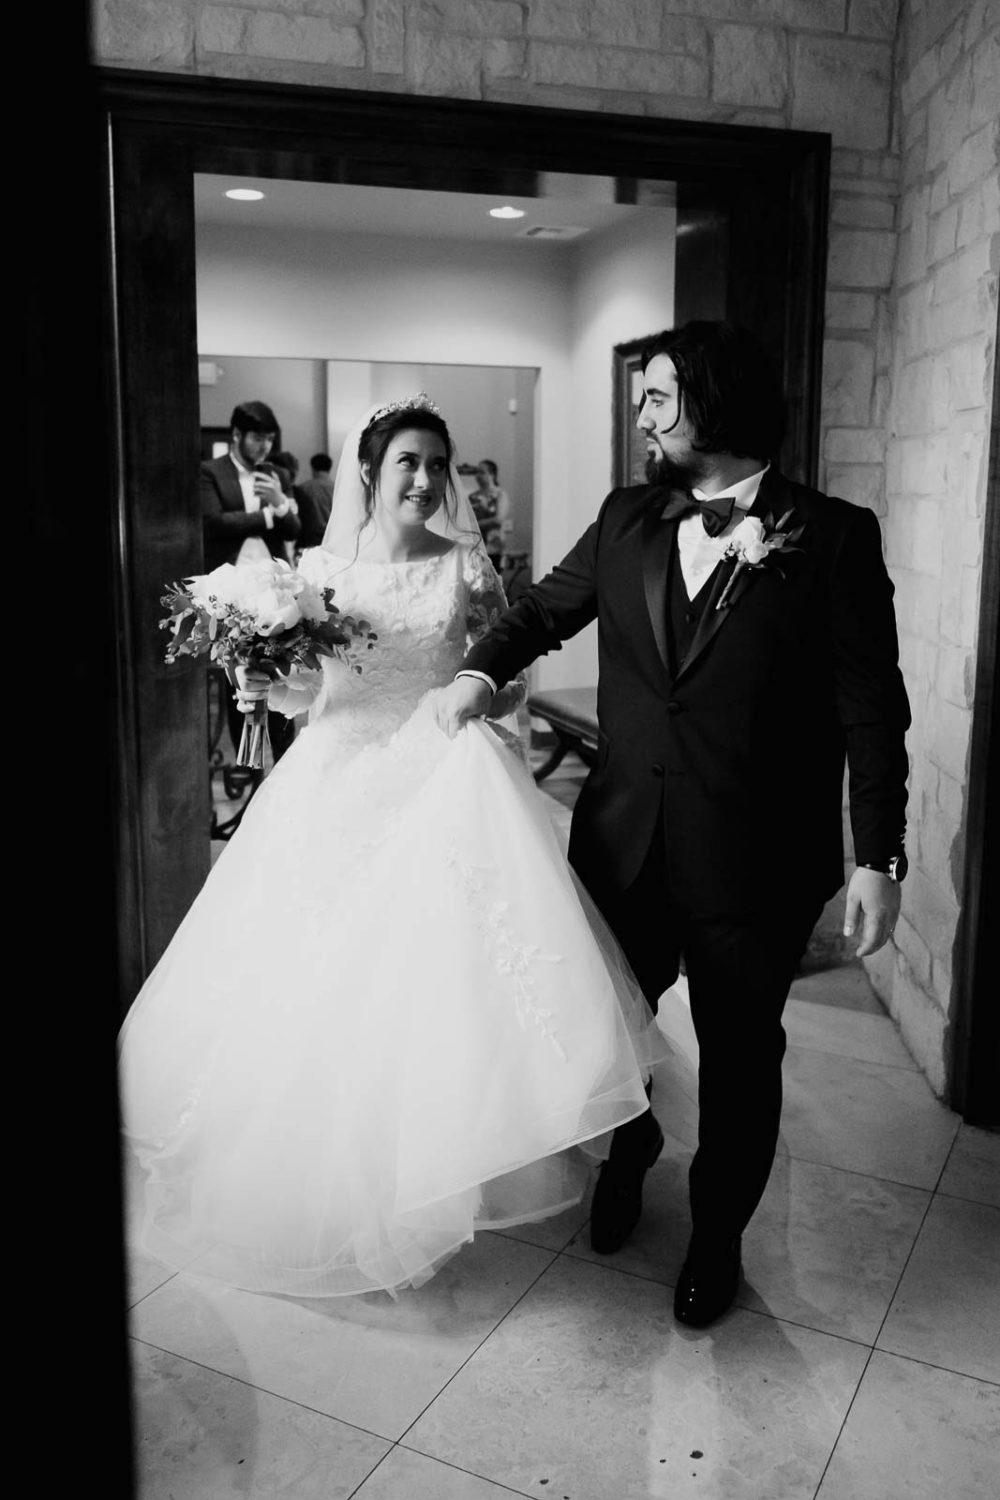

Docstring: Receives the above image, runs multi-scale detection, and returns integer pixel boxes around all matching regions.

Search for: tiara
[368,392,441,425]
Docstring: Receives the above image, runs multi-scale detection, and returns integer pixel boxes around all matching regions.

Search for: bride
[119,394,667,1298]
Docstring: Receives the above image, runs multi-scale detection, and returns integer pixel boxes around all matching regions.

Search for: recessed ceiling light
[226,188,265,202]
[490,205,525,220]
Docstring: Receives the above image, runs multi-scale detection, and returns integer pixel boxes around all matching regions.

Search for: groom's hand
[432,676,493,738]
[843,867,901,957]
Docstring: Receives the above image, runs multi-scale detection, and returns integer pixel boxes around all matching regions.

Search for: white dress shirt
[458,466,770,694]
[678,466,768,599]
[231,450,274,565]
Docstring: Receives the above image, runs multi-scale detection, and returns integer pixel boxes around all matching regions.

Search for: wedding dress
[119,541,666,1297]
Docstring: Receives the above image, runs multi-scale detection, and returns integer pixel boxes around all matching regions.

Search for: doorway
[101,71,829,1004]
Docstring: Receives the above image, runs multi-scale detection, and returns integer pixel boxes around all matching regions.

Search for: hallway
[125,770,999,1499]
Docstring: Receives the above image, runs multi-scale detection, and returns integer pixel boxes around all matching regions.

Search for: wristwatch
[860,852,908,883]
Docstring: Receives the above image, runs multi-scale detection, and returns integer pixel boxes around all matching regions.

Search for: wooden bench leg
[532,730,572,782]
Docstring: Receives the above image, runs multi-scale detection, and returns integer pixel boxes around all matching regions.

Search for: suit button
[667,701,683,715]
[651,763,664,777]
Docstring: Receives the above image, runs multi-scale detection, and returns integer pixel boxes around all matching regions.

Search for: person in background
[200,400,300,763]
[295,451,336,550]
[469,459,512,571]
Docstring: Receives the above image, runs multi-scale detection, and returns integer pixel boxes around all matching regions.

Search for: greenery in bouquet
[160,558,376,679]
[160,559,376,768]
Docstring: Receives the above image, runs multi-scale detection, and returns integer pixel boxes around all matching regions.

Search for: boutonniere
[716,509,805,610]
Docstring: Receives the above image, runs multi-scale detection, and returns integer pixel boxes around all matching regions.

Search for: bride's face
[369,429,448,529]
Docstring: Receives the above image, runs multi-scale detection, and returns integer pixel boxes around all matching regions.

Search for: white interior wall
[196,216,675,687]
[199,354,327,467]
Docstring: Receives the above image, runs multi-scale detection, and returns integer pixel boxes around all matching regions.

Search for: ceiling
[193,174,674,247]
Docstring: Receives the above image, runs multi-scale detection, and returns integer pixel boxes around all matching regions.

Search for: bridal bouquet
[161,558,376,767]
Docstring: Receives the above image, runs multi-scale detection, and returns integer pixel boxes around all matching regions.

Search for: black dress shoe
[589,1119,665,1254]
[673,1237,742,1327]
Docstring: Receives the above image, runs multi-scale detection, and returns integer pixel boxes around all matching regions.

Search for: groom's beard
[645,449,706,490]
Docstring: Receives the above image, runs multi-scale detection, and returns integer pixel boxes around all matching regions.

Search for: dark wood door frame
[99,68,830,1010]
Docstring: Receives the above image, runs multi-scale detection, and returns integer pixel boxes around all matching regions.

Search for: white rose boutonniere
[717,508,805,610]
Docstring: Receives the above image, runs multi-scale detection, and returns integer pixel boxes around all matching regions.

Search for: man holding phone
[201,400,301,764]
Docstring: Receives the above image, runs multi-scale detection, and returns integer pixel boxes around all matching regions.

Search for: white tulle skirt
[119,705,668,1297]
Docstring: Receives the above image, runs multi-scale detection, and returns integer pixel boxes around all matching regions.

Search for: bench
[527,687,599,782]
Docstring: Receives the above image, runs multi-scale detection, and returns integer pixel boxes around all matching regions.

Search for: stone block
[197,7,248,55]
[957,172,1000,248]
[948,119,1000,200]
[899,427,949,490]
[601,47,708,95]
[529,40,598,87]
[933,239,994,304]
[793,35,893,149]
[662,0,846,27]
[929,170,950,215]
[901,862,961,961]
[909,496,946,575]
[591,0,662,48]
[895,202,930,288]
[408,30,483,94]
[246,13,363,65]
[927,204,959,264]
[525,0,591,40]
[825,426,887,463]
[970,26,1000,128]
[822,340,875,424]
[937,644,974,709]
[874,959,947,1097]
[946,338,990,413]
[927,54,974,173]
[874,294,893,369]
[829,228,897,287]
[825,290,877,328]
[660,16,710,56]
[928,286,992,347]
[484,38,527,79]
[901,100,927,154]
[412,0,523,37]
[936,766,967,824]
[894,913,933,992]
[872,372,891,425]
[713,26,788,108]
[832,195,895,229]
[94,0,194,65]
[899,48,938,114]
[368,0,404,73]
[826,463,884,510]
[848,0,899,39]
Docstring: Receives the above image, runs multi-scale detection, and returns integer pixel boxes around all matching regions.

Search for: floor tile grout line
[516,1242,893,1355]
[772,1145,958,1194]
[867,1186,938,1352]
[809,1345,877,1500]
[364,1442,538,1500]
[128,1335,396,1443]
[392,1249,561,1447]
[866,1345,1000,1389]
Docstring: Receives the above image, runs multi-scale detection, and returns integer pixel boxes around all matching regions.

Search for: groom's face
[637,354,707,488]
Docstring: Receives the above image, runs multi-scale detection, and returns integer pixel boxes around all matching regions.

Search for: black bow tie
[659,490,736,537]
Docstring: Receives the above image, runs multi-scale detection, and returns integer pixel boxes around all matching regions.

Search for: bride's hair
[358,407,460,530]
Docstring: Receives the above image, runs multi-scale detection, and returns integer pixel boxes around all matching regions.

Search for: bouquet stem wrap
[237,697,270,770]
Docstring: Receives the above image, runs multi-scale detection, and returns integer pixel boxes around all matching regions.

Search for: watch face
[890,852,909,881]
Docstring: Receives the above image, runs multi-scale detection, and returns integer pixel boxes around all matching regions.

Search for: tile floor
[126,748,1000,1499]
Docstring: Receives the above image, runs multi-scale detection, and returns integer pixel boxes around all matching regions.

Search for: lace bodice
[268,542,524,747]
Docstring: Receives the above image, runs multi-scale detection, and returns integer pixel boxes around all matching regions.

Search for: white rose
[188,562,240,604]
[256,600,302,637]
[730,516,768,564]
[295,580,328,623]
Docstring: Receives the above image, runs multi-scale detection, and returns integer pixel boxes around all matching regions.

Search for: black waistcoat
[666,531,723,679]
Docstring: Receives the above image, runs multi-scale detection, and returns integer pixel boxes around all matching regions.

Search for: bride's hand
[431,677,493,738]
[234,665,271,713]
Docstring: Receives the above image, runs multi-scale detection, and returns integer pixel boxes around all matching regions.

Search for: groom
[434,321,910,1327]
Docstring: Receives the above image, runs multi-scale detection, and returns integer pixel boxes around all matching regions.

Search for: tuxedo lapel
[640,500,674,675]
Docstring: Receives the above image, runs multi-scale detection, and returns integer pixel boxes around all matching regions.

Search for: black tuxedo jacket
[200,455,302,573]
[463,471,910,915]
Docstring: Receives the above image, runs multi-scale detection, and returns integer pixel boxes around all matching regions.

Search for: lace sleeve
[465,545,527,714]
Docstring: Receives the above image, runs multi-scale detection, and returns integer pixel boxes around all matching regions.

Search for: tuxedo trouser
[594,833,824,1248]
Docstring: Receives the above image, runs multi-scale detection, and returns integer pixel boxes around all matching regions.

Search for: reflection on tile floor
[127,751,1000,1498]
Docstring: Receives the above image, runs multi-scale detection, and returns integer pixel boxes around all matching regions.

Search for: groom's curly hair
[641,322,786,461]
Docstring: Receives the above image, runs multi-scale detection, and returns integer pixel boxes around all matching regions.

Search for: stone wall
[866,0,998,1095]
[92,1,1000,1096]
